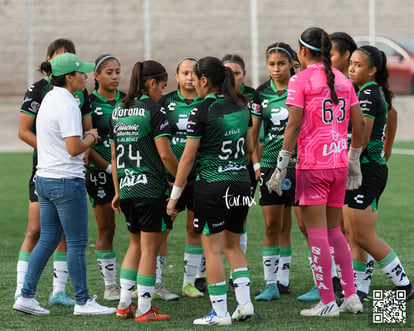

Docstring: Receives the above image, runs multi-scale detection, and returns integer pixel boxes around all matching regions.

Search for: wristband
[105,164,112,174]
[170,185,182,200]
[253,162,260,172]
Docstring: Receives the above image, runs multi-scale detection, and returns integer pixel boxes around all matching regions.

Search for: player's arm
[384,105,397,161]
[155,135,178,178]
[110,140,121,214]
[18,113,37,149]
[282,105,303,152]
[349,103,365,149]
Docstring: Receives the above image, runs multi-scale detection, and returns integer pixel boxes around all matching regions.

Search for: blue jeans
[21,176,89,304]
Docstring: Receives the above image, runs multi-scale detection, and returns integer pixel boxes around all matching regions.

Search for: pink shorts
[295,168,347,207]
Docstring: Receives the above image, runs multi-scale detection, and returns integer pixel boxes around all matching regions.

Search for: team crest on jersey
[29,101,40,114]
[97,189,106,199]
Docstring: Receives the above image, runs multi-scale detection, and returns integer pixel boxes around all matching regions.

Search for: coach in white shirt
[13,53,116,316]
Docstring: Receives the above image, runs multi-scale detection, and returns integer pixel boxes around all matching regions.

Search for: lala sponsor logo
[322,130,347,156]
[120,169,147,190]
[223,187,256,209]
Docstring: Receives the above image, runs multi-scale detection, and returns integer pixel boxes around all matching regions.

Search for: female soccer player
[344,45,413,301]
[158,56,205,299]
[272,27,365,316]
[86,54,125,301]
[13,53,115,316]
[251,43,296,301]
[111,60,177,322]
[222,54,258,292]
[15,39,91,306]
[167,56,255,325]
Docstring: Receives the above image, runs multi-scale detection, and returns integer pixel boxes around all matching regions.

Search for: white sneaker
[339,294,363,313]
[193,310,231,325]
[231,302,254,321]
[300,300,339,317]
[13,296,50,315]
[73,295,116,315]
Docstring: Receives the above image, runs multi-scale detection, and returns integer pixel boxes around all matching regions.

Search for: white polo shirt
[36,86,84,179]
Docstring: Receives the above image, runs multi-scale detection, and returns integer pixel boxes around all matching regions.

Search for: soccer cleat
[135,305,170,322]
[297,285,321,302]
[277,281,291,294]
[300,300,339,317]
[356,290,369,303]
[332,277,344,306]
[153,283,179,301]
[48,291,75,306]
[339,294,363,314]
[116,302,135,319]
[73,295,117,315]
[395,283,414,301]
[182,283,204,298]
[104,284,120,301]
[193,310,231,325]
[231,302,254,321]
[195,277,208,292]
[255,283,280,301]
[13,296,50,315]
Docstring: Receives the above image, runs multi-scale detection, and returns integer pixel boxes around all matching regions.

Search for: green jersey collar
[357,81,378,96]
[93,89,121,103]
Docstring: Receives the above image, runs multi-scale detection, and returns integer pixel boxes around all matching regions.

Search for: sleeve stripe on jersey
[187,135,202,139]
[20,109,36,116]
[154,133,171,139]
[363,113,375,119]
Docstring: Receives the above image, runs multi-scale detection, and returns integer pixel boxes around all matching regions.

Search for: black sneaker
[195,277,208,292]
[395,283,414,301]
[228,279,235,293]
[332,277,344,306]
[277,282,291,294]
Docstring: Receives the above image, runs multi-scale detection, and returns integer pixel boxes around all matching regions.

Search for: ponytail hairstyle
[221,54,246,71]
[94,54,120,90]
[358,45,394,109]
[123,60,167,108]
[329,32,357,58]
[194,56,248,105]
[299,27,338,104]
[39,39,76,76]
[265,42,295,76]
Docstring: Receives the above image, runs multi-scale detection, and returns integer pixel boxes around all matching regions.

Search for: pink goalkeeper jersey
[286,62,359,170]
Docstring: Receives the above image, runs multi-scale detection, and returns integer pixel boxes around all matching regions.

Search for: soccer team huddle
[12,26,413,325]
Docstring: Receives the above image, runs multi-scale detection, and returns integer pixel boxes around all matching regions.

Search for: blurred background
[1,0,414,150]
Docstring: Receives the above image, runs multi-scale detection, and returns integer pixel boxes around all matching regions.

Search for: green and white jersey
[20,77,90,135]
[251,79,292,168]
[109,95,171,199]
[89,90,125,167]
[159,90,202,161]
[187,93,252,183]
[357,81,387,165]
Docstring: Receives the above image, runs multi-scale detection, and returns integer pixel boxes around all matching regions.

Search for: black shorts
[345,162,388,210]
[193,179,250,235]
[248,162,259,198]
[120,197,172,233]
[175,179,195,212]
[259,167,296,207]
[28,153,38,202]
[85,167,115,207]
